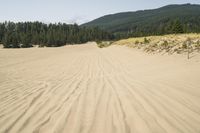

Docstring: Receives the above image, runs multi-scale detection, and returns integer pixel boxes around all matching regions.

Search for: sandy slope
[0,42,200,133]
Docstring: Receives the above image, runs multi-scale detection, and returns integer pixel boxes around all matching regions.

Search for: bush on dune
[97,41,112,48]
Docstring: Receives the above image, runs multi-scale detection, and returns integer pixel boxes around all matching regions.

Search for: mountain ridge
[82,4,200,37]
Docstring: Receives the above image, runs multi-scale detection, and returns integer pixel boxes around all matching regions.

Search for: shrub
[97,41,111,48]
[196,40,200,52]
[162,40,168,47]
[182,42,187,49]
[144,38,150,44]
[20,43,33,48]
[135,40,139,44]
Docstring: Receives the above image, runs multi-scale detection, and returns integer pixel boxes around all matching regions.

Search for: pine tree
[21,33,32,48]
[3,32,20,48]
[172,19,184,34]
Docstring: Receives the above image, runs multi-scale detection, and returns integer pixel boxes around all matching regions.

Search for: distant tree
[21,33,33,48]
[2,33,10,48]
[172,19,184,34]
[0,23,5,43]
[3,32,20,48]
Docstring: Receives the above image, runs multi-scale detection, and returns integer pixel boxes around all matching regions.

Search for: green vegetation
[171,19,184,34]
[196,40,200,52]
[97,41,112,48]
[83,4,200,38]
[144,38,150,44]
[0,22,113,48]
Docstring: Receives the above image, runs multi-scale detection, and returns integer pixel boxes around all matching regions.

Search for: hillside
[113,34,200,56]
[83,4,200,37]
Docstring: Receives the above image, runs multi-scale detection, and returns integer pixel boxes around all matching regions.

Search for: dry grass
[113,33,200,54]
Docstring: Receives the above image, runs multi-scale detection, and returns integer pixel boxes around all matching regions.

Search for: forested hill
[82,4,200,37]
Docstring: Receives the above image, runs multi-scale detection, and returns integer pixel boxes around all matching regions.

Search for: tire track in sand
[0,43,200,133]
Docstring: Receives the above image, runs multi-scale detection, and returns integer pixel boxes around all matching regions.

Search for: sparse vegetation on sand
[113,34,200,54]
[97,41,113,48]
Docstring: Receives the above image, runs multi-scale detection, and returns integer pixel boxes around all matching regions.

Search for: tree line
[0,18,197,48]
[113,19,194,39]
[0,21,114,48]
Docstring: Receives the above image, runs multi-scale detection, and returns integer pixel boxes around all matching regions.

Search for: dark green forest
[83,4,200,38]
[0,21,113,48]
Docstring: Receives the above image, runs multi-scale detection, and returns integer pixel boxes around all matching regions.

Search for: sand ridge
[0,42,200,133]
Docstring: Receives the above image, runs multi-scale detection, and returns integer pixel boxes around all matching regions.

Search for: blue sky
[0,0,199,24]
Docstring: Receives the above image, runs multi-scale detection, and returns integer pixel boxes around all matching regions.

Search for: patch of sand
[0,42,200,133]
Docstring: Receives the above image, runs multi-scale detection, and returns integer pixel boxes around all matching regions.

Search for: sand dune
[0,42,200,133]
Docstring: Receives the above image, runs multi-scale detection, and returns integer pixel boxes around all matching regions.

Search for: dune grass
[113,33,200,54]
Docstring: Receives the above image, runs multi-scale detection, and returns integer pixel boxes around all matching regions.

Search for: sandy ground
[0,42,200,133]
